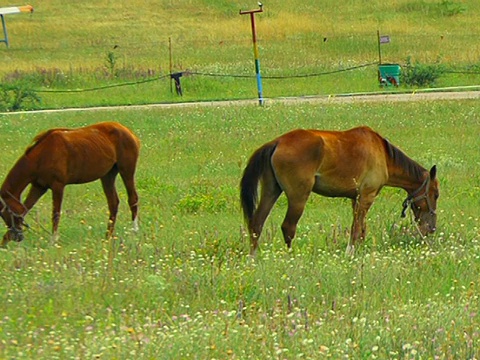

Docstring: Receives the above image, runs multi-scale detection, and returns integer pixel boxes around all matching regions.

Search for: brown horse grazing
[240,126,439,255]
[0,121,140,247]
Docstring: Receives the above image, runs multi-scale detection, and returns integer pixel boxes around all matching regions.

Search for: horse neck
[386,159,428,195]
[383,142,428,194]
[1,156,32,212]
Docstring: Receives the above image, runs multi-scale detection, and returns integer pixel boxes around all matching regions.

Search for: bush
[0,84,41,112]
[401,57,444,87]
[400,0,466,17]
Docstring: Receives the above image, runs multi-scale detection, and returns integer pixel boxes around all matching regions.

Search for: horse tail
[240,141,278,225]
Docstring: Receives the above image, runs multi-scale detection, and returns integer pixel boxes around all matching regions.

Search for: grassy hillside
[1,0,480,109]
[4,0,480,69]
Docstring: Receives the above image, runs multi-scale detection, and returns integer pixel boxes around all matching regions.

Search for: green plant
[401,57,445,87]
[0,83,40,111]
[438,0,466,16]
[105,50,117,78]
[400,0,466,16]
[177,191,227,214]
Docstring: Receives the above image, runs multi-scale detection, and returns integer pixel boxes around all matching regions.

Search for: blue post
[240,3,264,106]
[1,15,9,47]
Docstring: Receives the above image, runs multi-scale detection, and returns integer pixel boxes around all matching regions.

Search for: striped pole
[0,5,34,48]
[240,4,264,106]
[0,5,34,15]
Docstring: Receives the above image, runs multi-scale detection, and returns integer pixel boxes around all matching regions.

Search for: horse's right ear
[429,165,437,180]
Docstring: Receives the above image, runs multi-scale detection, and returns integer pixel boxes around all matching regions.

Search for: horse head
[402,166,439,236]
[0,196,25,245]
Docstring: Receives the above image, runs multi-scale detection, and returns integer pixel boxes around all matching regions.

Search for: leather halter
[0,195,27,235]
[401,176,435,218]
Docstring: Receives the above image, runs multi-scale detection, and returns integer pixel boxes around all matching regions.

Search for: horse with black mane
[0,121,140,247]
[240,126,439,255]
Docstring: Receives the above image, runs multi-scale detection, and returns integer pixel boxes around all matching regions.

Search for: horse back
[271,127,389,197]
[29,121,136,153]
[25,122,139,184]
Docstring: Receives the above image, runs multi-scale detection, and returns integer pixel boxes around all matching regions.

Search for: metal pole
[1,15,9,47]
[240,3,264,106]
[377,30,382,65]
[169,37,173,94]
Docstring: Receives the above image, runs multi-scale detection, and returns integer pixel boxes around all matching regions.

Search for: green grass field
[1,1,480,358]
[2,0,480,110]
[0,100,479,358]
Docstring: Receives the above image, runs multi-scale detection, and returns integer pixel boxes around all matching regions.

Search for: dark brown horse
[0,121,140,247]
[240,126,439,255]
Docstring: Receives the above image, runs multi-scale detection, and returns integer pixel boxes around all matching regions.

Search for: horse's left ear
[429,165,437,180]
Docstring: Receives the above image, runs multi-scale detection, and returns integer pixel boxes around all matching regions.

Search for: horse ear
[429,165,437,180]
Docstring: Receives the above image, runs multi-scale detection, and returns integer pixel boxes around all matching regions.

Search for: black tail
[240,142,278,225]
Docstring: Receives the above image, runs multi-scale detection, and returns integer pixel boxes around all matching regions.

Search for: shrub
[0,84,41,112]
[438,0,466,16]
[400,0,466,17]
[401,57,444,87]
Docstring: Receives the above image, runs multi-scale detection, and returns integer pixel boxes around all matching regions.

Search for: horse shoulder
[25,129,69,155]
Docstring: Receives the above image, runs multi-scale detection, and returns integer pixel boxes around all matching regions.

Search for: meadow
[2,0,480,110]
[0,0,480,358]
[0,100,479,359]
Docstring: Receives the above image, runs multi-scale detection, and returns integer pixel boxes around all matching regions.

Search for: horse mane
[25,128,72,155]
[382,137,425,180]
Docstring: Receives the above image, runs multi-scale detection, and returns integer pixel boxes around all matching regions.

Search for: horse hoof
[345,244,355,257]
[132,218,139,232]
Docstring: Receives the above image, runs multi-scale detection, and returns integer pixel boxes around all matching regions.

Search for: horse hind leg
[249,182,282,256]
[101,169,120,238]
[118,168,139,232]
[281,195,310,249]
[282,178,314,249]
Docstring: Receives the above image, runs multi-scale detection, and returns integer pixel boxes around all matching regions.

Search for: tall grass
[0,100,478,358]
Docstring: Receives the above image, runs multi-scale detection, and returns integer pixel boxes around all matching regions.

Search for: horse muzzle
[418,222,436,237]
[5,228,24,242]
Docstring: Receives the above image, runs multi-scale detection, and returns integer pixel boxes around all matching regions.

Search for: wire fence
[29,63,381,94]
[28,62,480,95]
[5,33,480,98]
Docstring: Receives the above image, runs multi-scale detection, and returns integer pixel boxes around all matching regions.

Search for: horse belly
[313,175,358,198]
[67,159,115,184]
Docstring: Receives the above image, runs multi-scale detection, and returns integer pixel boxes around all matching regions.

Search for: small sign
[379,35,390,44]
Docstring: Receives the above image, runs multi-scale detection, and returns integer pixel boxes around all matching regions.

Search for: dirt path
[2,90,480,115]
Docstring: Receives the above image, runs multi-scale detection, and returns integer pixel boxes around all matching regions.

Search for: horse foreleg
[101,172,120,238]
[51,184,65,242]
[23,184,48,212]
[347,193,375,256]
[1,233,11,248]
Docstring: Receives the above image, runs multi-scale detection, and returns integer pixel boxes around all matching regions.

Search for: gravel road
[2,90,480,115]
